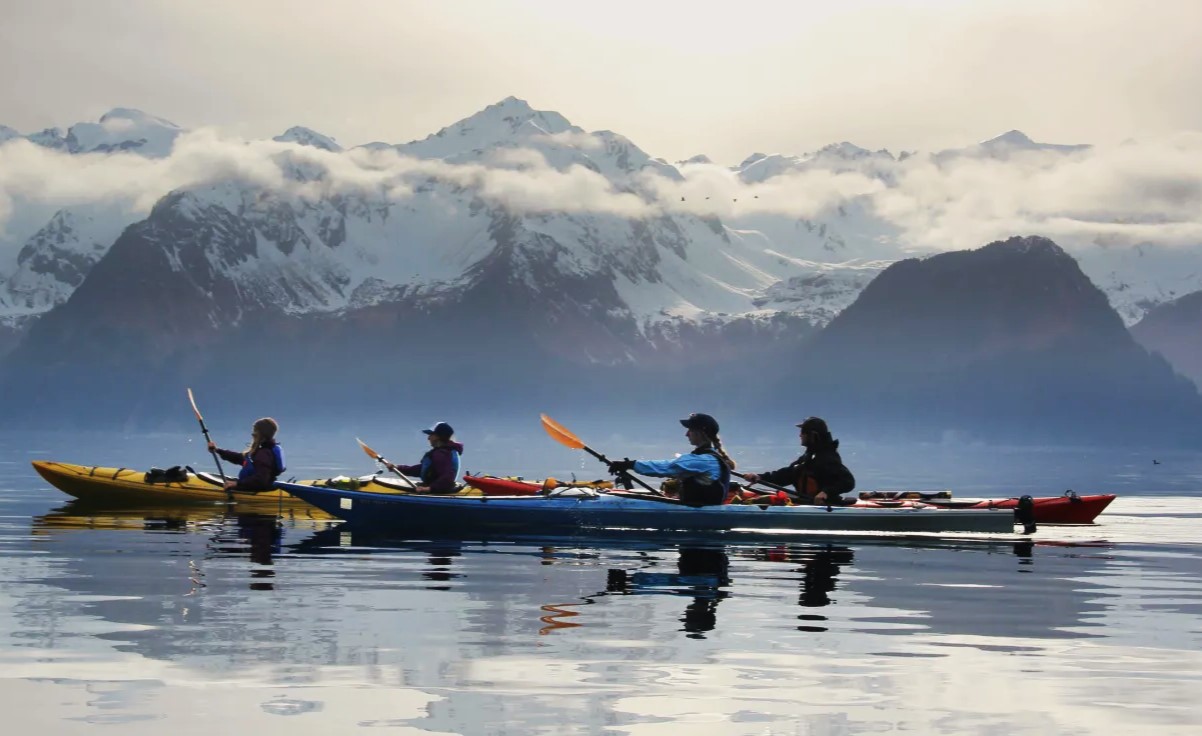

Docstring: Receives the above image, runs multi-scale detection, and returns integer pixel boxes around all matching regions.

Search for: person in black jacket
[741,417,855,505]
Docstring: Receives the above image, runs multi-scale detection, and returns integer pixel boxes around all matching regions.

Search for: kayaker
[741,416,855,505]
[208,417,286,492]
[385,421,464,494]
[606,413,734,506]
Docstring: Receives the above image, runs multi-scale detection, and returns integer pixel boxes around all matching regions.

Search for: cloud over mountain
[4,117,1202,262]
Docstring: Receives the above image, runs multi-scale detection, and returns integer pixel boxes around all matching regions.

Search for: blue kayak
[276,482,1016,535]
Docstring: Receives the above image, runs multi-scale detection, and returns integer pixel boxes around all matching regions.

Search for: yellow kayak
[32,460,483,511]
[31,460,319,511]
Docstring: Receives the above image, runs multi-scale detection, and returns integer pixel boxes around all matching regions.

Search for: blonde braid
[709,434,737,470]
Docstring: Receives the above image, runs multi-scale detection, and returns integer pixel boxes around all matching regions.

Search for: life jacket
[795,470,821,499]
[419,445,461,488]
[794,445,854,501]
[679,447,730,507]
[238,441,286,483]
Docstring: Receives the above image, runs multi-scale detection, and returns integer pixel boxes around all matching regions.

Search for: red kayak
[465,475,1114,524]
[464,475,608,496]
[864,492,1115,525]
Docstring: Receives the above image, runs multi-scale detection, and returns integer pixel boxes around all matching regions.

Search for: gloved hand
[607,458,636,475]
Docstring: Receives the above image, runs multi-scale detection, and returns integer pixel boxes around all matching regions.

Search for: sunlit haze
[5,0,1202,162]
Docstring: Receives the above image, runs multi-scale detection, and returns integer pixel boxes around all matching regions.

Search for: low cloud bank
[3,128,1202,259]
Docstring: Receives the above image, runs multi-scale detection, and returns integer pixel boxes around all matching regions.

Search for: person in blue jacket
[385,421,464,494]
[208,417,286,492]
[607,413,735,506]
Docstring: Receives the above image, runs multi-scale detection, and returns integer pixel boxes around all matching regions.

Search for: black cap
[797,417,828,434]
[422,421,454,438]
[679,412,719,435]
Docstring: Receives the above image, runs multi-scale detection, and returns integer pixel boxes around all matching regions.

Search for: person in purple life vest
[385,421,464,494]
[208,417,286,492]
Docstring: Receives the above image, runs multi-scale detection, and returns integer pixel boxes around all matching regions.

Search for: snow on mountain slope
[4,102,1197,336]
[0,206,131,318]
[274,126,342,152]
[137,176,504,319]
[751,262,887,324]
[1071,241,1202,325]
[725,199,905,264]
[738,142,896,184]
[66,108,182,156]
[399,96,574,160]
[934,129,1091,162]
[13,108,183,157]
[0,110,185,319]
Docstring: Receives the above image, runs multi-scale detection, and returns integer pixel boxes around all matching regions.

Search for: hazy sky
[4,0,1202,164]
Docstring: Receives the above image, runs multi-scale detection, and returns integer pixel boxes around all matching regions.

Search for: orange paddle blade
[540,414,585,450]
[356,437,383,461]
[186,388,203,421]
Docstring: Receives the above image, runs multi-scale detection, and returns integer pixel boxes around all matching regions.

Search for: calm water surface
[1,431,1200,735]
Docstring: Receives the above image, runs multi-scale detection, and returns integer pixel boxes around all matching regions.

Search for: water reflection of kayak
[30,500,334,534]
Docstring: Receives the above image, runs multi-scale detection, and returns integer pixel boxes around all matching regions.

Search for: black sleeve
[811,452,856,494]
[759,458,801,488]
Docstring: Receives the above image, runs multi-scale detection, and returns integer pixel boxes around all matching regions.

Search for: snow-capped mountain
[16,108,182,157]
[738,142,897,184]
[933,129,1092,162]
[0,206,130,318]
[0,109,185,335]
[2,101,1200,437]
[0,98,873,337]
[0,104,1198,357]
[274,126,342,152]
[1073,241,1202,325]
[396,96,575,161]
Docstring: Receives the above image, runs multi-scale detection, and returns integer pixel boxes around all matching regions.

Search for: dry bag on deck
[144,466,189,483]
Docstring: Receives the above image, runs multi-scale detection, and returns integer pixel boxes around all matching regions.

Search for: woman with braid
[606,413,734,506]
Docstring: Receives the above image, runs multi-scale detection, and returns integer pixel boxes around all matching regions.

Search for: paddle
[355,437,420,491]
[732,471,799,499]
[539,414,662,495]
[186,388,228,483]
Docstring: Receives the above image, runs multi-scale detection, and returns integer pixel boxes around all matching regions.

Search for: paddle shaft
[733,470,839,508]
[579,444,662,495]
[732,471,797,497]
[187,389,227,481]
